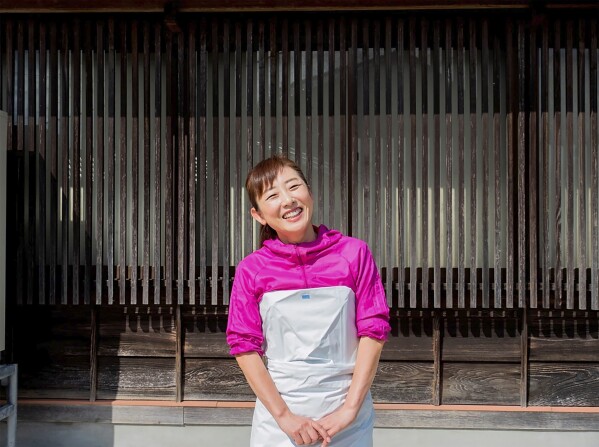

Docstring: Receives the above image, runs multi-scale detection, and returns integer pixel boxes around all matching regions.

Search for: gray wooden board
[528,363,599,406]
[16,404,599,431]
[96,357,176,400]
[371,362,434,403]
[441,363,521,405]
[442,335,520,362]
[17,356,90,399]
[184,359,254,401]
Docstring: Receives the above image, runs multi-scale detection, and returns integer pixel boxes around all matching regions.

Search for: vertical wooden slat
[541,21,550,309]
[245,19,254,253]
[349,18,357,236]
[175,305,182,402]
[444,18,454,308]
[211,21,220,306]
[554,20,563,309]
[317,19,324,224]
[373,19,381,265]
[60,22,69,305]
[153,22,162,305]
[39,21,48,304]
[528,22,538,309]
[188,21,197,305]
[257,20,265,160]
[130,21,139,305]
[223,19,231,305]
[15,20,25,306]
[397,19,406,308]
[165,28,174,306]
[177,30,186,306]
[89,307,98,401]
[305,20,313,180]
[408,18,417,308]
[269,17,277,153]
[469,19,478,308]
[119,21,128,305]
[506,19,515,309]
[293,20,301,167]
[432,313,442,405]
[50,21,59,305]
[362,18,371,251]
[26,20,35,306]
[493,29,502,309]
[281,19,289,157]
[520,308,529,406]
[233,21,242,266]
[328,18,336,228]
[421,19,429,308]
[577,19,587,310]
[518,21,528,309]
[457,18,465,308]
[339,17,347,236]
[481,20,490,308]
[84,20,92,305]
[384,18,393,306]
[566,21,574,309]
[72,20,81,305]
[199,19,207,304]
[107,19,116,305]
[142,22,151,305]
[433,21,441,308]
[591,19,598,311]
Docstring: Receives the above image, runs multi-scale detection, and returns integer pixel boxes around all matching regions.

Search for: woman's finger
[310,421,331,444]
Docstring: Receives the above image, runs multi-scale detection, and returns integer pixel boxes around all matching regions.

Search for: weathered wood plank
[493,28,502,309]
[457,18,465,308]
[528,20,538,309]
[153,22,163,305]
[199,19,207,304]
[469,19,477,308]
[444,18,453,308]
[184,358,254,401]
[130,20,140,305]
[38,20,48,305]
[408,18,417,307]
[305,19,313,183]
[188,21,197,305]
[554,20,563,309]
[397,18,406,307]
[420,18,429,308]
[222,19,231,305]
[119,20,128,305]
[164,27,174,306]
[565,20,574,310]
[106,18,116,305]
[591,18,598,311]
[577,18,587,310]
[442,363,521,405]
[177,30,186,306]
[18,357,91,400]
[97,357,176,400]
[517,21,526,308]
[384,18,393,306]
[541,21,550,309]
[432,21,441,308]
[506,19,515,309]
[371,362,434,404]
[443,321,521,362]
[142,21,151,305]
[481,19,490,308]
[211,20,220,306]
[49,21,58,305]
[72,19,81,305]
[529,363,599,406]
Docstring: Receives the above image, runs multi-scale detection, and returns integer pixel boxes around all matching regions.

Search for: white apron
[251,286,374,447]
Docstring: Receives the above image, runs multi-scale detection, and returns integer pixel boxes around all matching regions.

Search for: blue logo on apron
[301,294,310,300]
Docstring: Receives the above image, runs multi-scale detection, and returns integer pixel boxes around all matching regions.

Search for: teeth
[283,208,302,219]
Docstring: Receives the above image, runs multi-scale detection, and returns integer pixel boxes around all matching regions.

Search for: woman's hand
[317,404,359,440]
[276,410,331,446]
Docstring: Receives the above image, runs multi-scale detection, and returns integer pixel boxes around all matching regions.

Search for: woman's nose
[280,191,295,206]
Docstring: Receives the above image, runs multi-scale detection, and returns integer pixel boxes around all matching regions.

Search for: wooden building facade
[1,1,599,423]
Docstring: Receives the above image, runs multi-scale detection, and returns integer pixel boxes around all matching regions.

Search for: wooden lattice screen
[3,11,598,310]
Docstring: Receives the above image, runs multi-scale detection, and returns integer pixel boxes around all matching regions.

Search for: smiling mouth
[283,208,303,219]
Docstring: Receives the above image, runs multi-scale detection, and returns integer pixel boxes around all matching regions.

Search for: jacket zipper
[294,245,309,289]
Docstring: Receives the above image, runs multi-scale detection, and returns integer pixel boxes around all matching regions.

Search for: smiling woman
[227,155,391,446]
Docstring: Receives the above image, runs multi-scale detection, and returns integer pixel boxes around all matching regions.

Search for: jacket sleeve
[226,261,265,356]
[352,242,391,341]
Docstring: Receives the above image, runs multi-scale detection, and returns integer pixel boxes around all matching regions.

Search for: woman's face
[250,166,315,244]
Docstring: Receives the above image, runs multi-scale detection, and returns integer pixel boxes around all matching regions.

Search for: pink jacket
[227,225,391,356]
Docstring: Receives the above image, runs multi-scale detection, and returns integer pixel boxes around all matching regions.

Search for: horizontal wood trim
[1,1,596,14]
[17,401,599,430]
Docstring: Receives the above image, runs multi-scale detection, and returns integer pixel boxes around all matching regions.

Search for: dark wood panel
[529,363,599,406]
[18,356,90,399]
[97,357,176,399]
[441,363,521,405]
[371,362,434,403]
[184,358,254,400]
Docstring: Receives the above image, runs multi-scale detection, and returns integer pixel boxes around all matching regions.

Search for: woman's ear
[250,207,266,226]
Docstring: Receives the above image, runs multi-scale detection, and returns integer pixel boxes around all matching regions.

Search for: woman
[226,156,390,447]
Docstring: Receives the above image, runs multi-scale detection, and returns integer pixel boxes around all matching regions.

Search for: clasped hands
[278,405,358,447]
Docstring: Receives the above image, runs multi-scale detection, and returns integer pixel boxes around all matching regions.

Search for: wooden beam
[0,1,597,13]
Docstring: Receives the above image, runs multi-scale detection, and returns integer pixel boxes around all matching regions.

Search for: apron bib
[250,286,374,447]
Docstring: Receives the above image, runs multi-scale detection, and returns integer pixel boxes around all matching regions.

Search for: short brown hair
[245,155,310,244]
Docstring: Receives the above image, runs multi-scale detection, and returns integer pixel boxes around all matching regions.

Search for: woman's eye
[265,194,277,201]
[289,184,300,190]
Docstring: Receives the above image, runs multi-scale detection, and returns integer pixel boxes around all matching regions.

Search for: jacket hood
[262,225,342,258]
